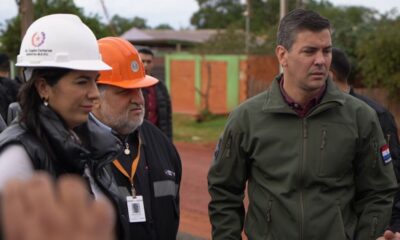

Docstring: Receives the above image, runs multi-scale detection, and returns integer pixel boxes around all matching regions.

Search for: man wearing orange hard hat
[91,37,182,240]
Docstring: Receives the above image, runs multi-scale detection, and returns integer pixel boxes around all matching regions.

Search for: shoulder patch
[380,144,392,165]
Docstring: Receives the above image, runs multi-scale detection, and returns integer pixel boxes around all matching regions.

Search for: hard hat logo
[131,61,139,72]
[31,32,46,47]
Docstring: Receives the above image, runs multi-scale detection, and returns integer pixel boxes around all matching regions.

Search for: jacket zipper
[300,119,307,240]
[266,200,272,222]
[372,138,378,169]
[224,134,232,158]
[319,129,327,176]
[264,200,273,238]
[320,129,327,150]
[370,216,378,239]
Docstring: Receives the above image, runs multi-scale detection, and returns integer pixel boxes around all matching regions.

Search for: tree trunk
[19,0,34,38]
[297,0,306,8]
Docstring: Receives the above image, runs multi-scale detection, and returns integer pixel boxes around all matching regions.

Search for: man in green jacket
[208,9,397,240]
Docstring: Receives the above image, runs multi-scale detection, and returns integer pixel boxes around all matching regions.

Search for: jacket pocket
[370,216,378,240]
[336,205,350,240]
[317,124,355,178]
[244,189,274,239]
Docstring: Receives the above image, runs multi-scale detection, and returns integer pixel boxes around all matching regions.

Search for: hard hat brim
[16,59,112,71]
[97,74,159,89]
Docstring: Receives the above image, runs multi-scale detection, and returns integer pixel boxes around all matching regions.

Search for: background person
[138,48,173,141]
[92,37,182,240]
[330,48,400,240]
[0,53,20,124]
[330,47,400,180]
[207,9,397,240]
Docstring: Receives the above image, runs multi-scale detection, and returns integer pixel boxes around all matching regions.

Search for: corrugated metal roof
[121,28,218,43]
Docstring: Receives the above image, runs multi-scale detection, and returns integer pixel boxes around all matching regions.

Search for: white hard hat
[16,14,111,71]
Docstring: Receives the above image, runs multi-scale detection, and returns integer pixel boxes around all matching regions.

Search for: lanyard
[113,138,141,197]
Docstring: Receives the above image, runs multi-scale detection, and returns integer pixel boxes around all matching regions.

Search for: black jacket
[0,114,5,132]
[142,81,173,141]
[110,120,182,240]
[0,106,129,239]
[349,88,400,232]
[350,88,400,178]
[0,77,19,121]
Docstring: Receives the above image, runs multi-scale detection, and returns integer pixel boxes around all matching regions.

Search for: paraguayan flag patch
[380,144,392,165]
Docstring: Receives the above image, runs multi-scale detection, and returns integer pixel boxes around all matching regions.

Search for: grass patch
[173,113,227,144]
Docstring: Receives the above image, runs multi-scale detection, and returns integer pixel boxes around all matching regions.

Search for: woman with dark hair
[0,14,123,232]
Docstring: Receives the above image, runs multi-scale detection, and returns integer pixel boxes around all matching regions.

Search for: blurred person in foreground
[92,37,182,240]
[138,48,173,141]
[0,14,127,239]
[207,8,397,240]
[1,173,115,240]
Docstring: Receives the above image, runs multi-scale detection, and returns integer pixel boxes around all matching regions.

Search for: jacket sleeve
[208,117,248,240]
[389,190,400,232]
[0,114,6,132]
[377,110,400,181]
[375,111,400,232]
[354,111,397,240]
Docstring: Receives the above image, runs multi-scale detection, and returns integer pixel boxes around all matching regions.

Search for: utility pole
[244,0,251,54]
[279,0,287,73]
[19,0,34,39]
[99,0,117,36]
[280,0,287,20]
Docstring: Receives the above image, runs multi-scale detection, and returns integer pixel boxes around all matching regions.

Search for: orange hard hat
[97,37,158,88]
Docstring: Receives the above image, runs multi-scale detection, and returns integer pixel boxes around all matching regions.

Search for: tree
[190,0,245,29]
[356,16,400,96]
[154,24,173,30]
[192,26,246,54]
[0,0,110,59]
[111,15,149,35]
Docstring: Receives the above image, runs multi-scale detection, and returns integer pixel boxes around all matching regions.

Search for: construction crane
[99,0,117,36]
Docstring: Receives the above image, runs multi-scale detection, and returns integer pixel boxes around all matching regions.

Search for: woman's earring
[42,97,49,107]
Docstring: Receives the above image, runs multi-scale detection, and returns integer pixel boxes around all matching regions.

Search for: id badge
[126,196,146,223]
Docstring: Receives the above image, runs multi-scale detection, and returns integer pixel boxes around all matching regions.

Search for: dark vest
[0,106,130,239]
[110,120,182,240]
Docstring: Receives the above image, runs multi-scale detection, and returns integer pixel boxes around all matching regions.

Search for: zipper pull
[303,120,308,139]
[266,200,272,222]
[320,129,327,149]
[131,183,136,198]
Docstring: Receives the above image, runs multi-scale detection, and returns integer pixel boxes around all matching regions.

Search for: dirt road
[176,142,215,240]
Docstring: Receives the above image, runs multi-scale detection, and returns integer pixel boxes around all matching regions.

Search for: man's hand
[377,230,400,240]
[1,173,115,240]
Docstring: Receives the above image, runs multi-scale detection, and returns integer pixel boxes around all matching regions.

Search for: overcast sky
[0,0,398,30]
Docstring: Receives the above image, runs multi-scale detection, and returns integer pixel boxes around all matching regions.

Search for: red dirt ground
[176,142,216,240]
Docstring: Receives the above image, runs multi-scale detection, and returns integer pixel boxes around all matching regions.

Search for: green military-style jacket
[208,75,397,240]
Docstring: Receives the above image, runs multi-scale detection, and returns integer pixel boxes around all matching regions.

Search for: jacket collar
[77,114,122,164]
[262,74,346,116]
[38,106,121,174]
[38,105,89,174]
